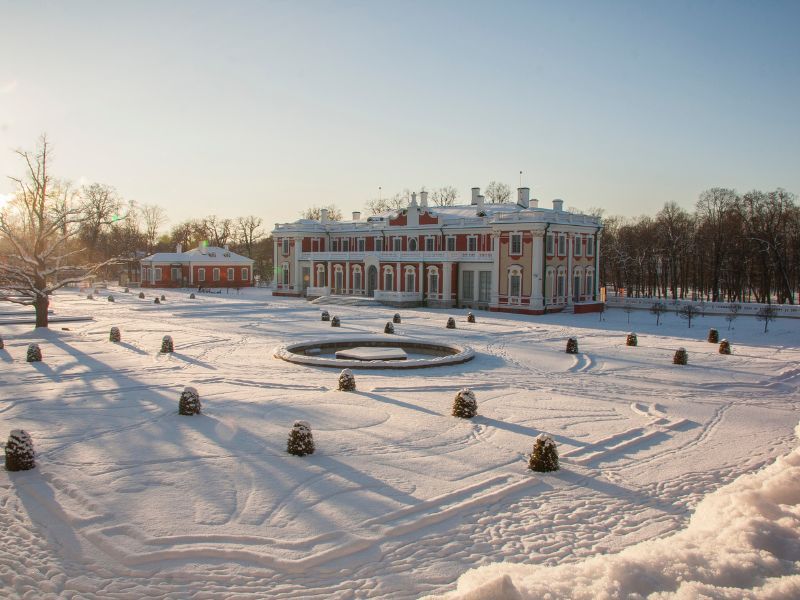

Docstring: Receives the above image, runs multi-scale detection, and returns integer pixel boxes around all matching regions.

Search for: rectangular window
[510,274,521,298]
[171,267,181,282]
[557,272,565,298]
[357,238,365,252]
[546,234,554,256]
[446,236,456,251]
[154,267,162,280]
[342,239,349,252]
[353,271,362,290]
[574,236,583,257]
[393,237,402,251]
[227,268,234,280]
[478,271,491,303]
[425,237,435,252]
[510,233,522,255]
[332,239,339,252]
[213,268,220,282]
[375,238,383,252]
[282,238,290,255]
[587,236,595,257]
[198,268,205,282]
[462,270,474,300]
[282,263,289,285]
[467,236,477,252]
[242,267,248,280]
[558,234,566,256]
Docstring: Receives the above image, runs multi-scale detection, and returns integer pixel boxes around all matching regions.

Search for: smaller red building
[140,244,254,289]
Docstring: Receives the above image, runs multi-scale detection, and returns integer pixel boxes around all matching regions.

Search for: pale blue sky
[1,1,798,227]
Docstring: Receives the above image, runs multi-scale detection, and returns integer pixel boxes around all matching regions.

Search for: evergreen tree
[161,335,174,353]
[109,327,121,342]
[566,337,579,354]
[331,316,340,327]
[719,339,732,355]
[384,322,394,334]
[179,386,201,415]
[529,434,559,472]
[287,421,315,456]
[321,310,330,322]
[338,368,356,391]
[26,343,42,362]
[393,313,401,324]
[446,317,456,329]
[626,332,638,347]
[673,347,688,365]
[707,328,719,343]
[452,388,477,418]
[5,430,35,471]
[467,312,476,323]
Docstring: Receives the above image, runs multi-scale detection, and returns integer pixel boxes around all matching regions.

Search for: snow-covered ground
[1,288,798,599]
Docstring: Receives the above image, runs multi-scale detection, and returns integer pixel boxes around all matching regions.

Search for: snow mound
[425,421,800,600]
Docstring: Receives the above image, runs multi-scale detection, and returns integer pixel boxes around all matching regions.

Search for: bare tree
[0,137,119,328]
[203,215,233,247]
[235,215,264,257]
[141,203,167,253]
[79,183,122,259]
[485,181,512,203]
[301,204,342,221]
[677,303,700,328]
[650,301,667,326]
[431,186,458,207]
[756,304,777,333]
[725,303,741,330]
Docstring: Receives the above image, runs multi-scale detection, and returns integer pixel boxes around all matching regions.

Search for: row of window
[545,234,595,258]
[143,267,249,282]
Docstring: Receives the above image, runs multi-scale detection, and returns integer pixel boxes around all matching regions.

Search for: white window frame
[383,266,395,291]
[574,236,583,257]
[557,267,566,300]
[558,234,567,256]
[427,267,439,298]
[393,237,402,252]
[546,234,554,256]
[316,264,325,286]
[227,267,235,281]
[478,271,491,303]
[375,237,383,252]
[342,239,349,252]
[446,236,456,252]
[587,236,595,257]
[510,233,522,256]
[408,238,417,251]
[404,266,416,292]
[467,236,478,252]
[586,268,594,300]
[573,267,582,301]
[425,236,435,252]
[171,267,181,282]
[197,268,205,282]
[154,267,162,281]
[282,238,290,255]
[242,267,249,281]
[281,263,289,286]
[357,238,365,252]
[352,266,362,291]
[507,266,522,303]
[213,268,221,282]
[462,270,475,301]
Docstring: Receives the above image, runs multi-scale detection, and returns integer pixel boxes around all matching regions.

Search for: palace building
[271,187,603,314]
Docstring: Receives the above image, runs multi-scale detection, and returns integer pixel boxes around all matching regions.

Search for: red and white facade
[272,188,603,314]
[140,244,254,289]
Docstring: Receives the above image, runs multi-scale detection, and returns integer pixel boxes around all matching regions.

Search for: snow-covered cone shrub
[138,292,145,299]
[26,343,42,362]
[320,310,330,322]
[160,295,166,301]
[393,313,401,324]
[528,433,559,472]
[384,322,395,334]
[124,287,129,293]
[331,316,340,327]
[287,420,315,456]
[338,368,356,392]
[5,430,35,472]
[626,332,638,347]
[708,328,719,343]
[467,312,476,323]
[719,339,731,355]
[189,293,195,299]
[154,297,160,304]
[446,317,456,329]
[107,295,115,302]
[178,386,201,415]
[0,334,4,350]
[452,388,477,419]
[109,327,121,343]
[160,335,174,353]
[673,347,688,365]
[566,337,579,354]
[86,293,94,300]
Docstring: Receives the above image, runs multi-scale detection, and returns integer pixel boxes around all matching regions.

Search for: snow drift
[427,422,800,600]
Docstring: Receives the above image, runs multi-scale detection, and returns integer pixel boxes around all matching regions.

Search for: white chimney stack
[411,192,418,207]
[517,187,530,209]
[320,208,329,223]
[552,199,564,212]
[476,194,485,212]
[352,211,361,221]
[471,187,480,205]
[176,243,182,254]
[530,197,539,208]
[420,190,428,208]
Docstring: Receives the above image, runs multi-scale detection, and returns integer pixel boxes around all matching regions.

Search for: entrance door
[367,265,377,297]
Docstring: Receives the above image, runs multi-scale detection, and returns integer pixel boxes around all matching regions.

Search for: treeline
[601,188,799,304]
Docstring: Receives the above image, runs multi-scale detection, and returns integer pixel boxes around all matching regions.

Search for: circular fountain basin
[274,336,475,369]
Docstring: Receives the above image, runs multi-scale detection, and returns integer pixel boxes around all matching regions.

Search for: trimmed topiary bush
[178,386,201,415]
[467,312,476,323]
[673,347,688,365]
[5,430,35,472]
[331,316,340,327]
[160,295,166,301]
[338,368,356,392]
[0,334,4,350]
[124,287,129,293]
[287,421,315,456]
[138,292,145,299]
[528,434,559,472]
[160,335,174,353]
[393,313,401,324]
[566,337,579,354]
[26,343,42,362]
[446,317,456,329]
[109,327,121,343]
[708,328,719,343]
[86,293,94,300]
[154,298,160,304]
[626,332,638,347]
[189,293,196,299]
[320,310,330,322]
[107,295,115,302]
[719,339,731,355]
[384,322,395,334]
[452,388,477,419]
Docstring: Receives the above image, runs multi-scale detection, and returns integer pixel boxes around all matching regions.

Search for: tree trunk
[34,295,49,328]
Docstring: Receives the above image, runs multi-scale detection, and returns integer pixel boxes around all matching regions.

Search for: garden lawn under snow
[0,288,798,599]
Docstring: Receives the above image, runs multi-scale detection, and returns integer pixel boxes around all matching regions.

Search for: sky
[1,0,799,230]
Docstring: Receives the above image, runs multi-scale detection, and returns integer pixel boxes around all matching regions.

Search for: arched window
[408,238,417,251]
[545,267,555,302]
[556,267,566,301]
[334,265,344,294]
[404,266,416,293]
[352,266,362,292]
[316,264,325,287]
[427,267,439,299]
[507,265,523,303]
[573,267,583,302]
[585,268,594,301]
[383,266,394,291]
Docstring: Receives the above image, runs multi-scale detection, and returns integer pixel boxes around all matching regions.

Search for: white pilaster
[566,235,574,305]
[531,232,544,309]
[490,233,501,305]
[443,262,452,305]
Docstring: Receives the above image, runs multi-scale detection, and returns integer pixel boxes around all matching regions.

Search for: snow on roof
[142,246,253,264]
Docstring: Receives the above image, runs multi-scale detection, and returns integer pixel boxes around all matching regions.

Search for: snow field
[0,287,798,598]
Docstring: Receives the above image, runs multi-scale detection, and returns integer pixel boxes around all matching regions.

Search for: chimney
[471,187,480,205]
[320,208,329,223]
[352,211,361,221]
[530,197,539,208]
[517,187,530,209]
[224,244,229,251]
[420,190,428,208]
[411,192,418,207]
[476,194,485,213]
[176,243,182,254]
[552,199,564,212]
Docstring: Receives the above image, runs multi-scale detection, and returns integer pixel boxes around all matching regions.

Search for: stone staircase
[309,295,382,307]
